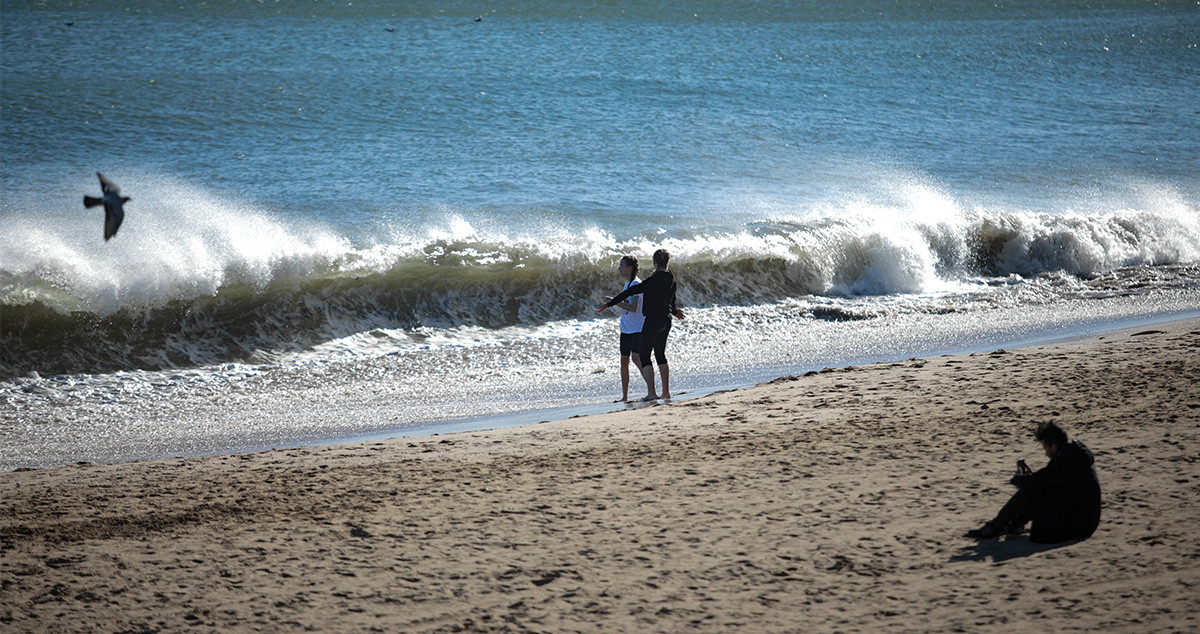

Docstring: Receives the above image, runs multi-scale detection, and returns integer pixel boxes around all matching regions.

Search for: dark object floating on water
[82,172,130,241]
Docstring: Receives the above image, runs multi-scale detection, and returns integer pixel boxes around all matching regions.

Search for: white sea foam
[3,170,1198,381]
[5,171,1196,318]
[2,171,350,314]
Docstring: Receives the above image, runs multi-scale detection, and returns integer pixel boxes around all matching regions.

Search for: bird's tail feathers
[84,195,104,208]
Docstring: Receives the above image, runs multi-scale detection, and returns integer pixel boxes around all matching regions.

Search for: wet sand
[2,319,1198,632]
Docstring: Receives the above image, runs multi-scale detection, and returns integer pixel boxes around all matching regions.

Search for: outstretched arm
[597,295,639,313]
[615,295,639,313]
[597,279,647,312]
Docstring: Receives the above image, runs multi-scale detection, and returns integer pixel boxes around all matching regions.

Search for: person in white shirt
[598,249,685,401]
[601,255,644,402]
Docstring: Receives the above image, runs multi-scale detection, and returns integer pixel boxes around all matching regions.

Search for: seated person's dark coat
[1010,439,1102,543]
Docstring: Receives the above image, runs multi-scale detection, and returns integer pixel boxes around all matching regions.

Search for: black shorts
[620,332,642,358]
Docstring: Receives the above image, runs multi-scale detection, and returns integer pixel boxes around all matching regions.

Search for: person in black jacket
[596,248,685,401]
[967,421,1102,543]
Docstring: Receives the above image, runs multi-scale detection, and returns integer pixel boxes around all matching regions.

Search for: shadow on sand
[951,535,1083,563]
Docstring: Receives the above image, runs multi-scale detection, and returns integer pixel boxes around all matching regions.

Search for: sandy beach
[2,319,1198,633]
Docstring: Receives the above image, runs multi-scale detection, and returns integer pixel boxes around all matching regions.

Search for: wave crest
[3,177,1197,377]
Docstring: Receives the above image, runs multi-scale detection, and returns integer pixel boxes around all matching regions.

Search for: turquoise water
[5,1,1198,225]
[2,0,1198,468]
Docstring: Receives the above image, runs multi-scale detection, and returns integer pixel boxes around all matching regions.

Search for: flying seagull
[83,172,129,241]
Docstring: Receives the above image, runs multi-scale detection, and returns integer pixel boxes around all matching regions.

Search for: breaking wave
[2,176,1197,377]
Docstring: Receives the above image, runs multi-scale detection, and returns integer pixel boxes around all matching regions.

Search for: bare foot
[641,394,659,402]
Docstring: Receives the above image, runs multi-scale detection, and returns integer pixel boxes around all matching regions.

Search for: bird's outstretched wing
[104,207,124,241]
[97,172,120,196]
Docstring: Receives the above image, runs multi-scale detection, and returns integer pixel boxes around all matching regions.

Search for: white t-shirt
[619,278,645,334]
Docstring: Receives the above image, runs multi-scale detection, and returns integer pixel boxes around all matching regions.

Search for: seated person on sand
[967,421,1101,543]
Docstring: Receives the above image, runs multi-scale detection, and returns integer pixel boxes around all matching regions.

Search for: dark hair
[652,248,670,269]
[1034,421,1068,446]
[619,255,639,278]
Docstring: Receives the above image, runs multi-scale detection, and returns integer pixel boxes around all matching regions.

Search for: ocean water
[2,0,1198,470]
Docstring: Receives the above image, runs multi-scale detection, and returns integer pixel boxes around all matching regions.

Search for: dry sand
[2,319,1198,633]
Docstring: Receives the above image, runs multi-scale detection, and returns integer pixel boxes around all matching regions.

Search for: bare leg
[620,355,631,402]
[659,363,671,400]
[621,354,644,402]
[640,363,658,401]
